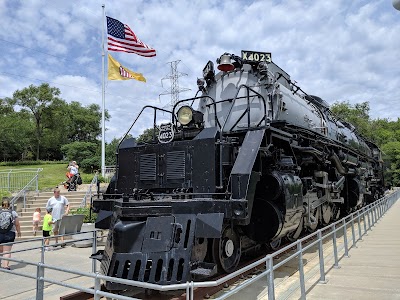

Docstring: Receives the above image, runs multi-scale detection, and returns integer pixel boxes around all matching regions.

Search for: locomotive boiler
[92,51,384,289]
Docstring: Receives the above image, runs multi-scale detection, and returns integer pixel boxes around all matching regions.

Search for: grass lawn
[0,163,96,191]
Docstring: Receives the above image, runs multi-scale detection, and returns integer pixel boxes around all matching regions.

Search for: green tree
[136,127,159,143]
[0,105,34,161]
[370,118,397,146]
[105,138,120,166]
[0,98,14,115]
[381,141,400,186]
[40,100,107,160]
[1,84,110,163]
[64,102,108,142]
[5,83,62,160]
[61,141,99,172]
[331,101,373,140]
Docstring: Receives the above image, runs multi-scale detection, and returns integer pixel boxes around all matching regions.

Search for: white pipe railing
[0,190,398,300]
[9,174,41,210]
[0,168,42,191]
[81,172,99,207]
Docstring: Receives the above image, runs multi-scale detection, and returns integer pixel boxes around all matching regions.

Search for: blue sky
[0,0,399,142]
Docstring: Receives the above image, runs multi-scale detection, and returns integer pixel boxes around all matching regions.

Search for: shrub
[0,160,66,166]
[70,206,97,223]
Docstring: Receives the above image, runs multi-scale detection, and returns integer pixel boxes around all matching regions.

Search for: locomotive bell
[217,54,234,72]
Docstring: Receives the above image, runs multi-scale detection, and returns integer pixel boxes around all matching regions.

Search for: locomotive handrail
[290,125,377,162]
[102,192,232,199]
[171,95,222,130]
[218,84,268,188]
[219,84,268,134]
[119,105,172,147]
[204,94,270,129]
[204,95,254,106]
[115,105,172,194]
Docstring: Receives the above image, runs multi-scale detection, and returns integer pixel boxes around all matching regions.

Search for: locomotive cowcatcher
[92,51,384,289]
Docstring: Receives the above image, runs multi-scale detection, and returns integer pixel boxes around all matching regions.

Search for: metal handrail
[213,190,399,300]
[0,168,43,174]
[9,174,40,209]
[171,95,222,130]
[119,105,172,146]
[81,172,99,207]
[0,167,42,191]
[0,190,398,300]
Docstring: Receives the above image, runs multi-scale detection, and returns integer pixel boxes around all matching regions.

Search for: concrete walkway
[293,199,400,300]
[0,236,104,300]
[1,198,399,300]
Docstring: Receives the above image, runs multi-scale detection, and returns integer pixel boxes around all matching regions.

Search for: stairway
[17,189,88,240]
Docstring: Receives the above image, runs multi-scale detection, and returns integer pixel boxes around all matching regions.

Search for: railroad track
[212,219,365,300]
[60,216,366,300]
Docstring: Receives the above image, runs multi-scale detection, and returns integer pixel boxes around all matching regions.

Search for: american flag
[119,66,133,78]
[106,16,156,57]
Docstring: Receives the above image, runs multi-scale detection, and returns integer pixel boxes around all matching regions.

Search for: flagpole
[101,4,106,177]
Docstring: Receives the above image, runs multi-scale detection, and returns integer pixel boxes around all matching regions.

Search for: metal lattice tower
[160,60,190,107]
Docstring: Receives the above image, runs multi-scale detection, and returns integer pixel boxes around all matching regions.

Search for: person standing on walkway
[42,207,54,251]
[46,188,70,246]
[0,198,21,270]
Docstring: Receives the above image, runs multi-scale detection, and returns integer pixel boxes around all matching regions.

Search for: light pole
[393,0,400,11]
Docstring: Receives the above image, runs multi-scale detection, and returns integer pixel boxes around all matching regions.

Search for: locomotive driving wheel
[287,216,304,242]
[332,204,341,221]
[321,203,332,225]
[212,225,241,273]
[306,208,319,232]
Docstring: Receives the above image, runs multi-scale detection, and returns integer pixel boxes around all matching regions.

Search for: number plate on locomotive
[158,123,174,143]
[241,50,271,63]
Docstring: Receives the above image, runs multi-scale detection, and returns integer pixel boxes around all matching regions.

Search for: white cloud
[0,0,399,143]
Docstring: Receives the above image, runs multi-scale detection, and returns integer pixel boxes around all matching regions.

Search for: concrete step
[31,194,87,201]
[22,201,86,209]
[19,219,44,226]
[15,187,93,238]
[18,207,83,218]
[26,196,86,205]
[25,199,84,205]
[21,202,83,212]
[33,191,87,197]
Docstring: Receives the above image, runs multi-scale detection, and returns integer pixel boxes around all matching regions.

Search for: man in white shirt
[46,188,70,246]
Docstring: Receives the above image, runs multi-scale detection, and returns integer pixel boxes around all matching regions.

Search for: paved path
[213,196,400,300]
[0,236,104,300]
[294,199,400,300]
[2,198,399,299]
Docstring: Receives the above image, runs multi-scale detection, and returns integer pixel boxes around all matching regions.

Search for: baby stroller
[63,172,82,191]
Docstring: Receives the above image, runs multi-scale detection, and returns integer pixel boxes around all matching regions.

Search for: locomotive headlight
[177,106,193,125]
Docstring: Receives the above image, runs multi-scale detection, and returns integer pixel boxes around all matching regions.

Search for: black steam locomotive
[92,51,384,289]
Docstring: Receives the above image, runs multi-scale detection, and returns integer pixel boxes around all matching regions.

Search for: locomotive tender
[92,50,384,289]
